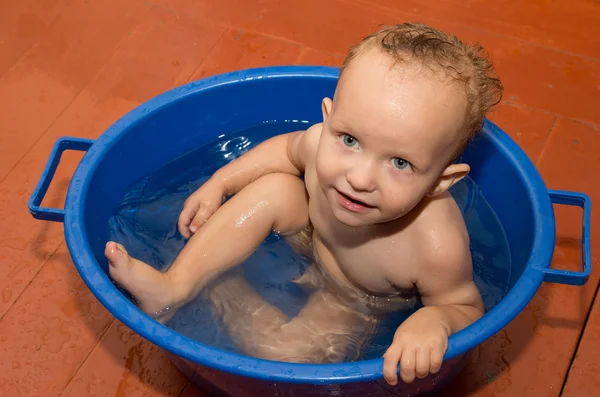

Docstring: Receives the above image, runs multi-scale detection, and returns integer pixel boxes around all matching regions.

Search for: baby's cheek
[382,187,417,214]
[317,152,341,178]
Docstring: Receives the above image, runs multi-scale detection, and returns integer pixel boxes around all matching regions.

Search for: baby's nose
[346,164,376,193]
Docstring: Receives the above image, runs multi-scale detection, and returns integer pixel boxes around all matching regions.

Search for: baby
[104,23,503,386]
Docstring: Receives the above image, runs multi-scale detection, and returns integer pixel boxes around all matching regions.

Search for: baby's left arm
[382,234,484,386]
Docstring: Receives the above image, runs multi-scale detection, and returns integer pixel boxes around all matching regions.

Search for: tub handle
[28,137,94,223]
[542,190,592,286]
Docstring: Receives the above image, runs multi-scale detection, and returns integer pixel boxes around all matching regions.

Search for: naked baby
[104,23,503,386]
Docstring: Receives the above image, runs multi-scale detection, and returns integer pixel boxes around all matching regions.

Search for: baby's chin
[330,207,386,228]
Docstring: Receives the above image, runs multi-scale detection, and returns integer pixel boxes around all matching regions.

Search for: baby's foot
[104,241,185,323]
[205,273,252,318]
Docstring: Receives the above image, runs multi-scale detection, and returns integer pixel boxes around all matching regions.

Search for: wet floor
[0,0,598,396]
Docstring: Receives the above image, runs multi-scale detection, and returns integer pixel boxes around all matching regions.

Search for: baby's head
[315,23,503,226]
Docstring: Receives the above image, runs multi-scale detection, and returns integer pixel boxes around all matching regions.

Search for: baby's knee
[253,173,309,232]
[254,173,306,199]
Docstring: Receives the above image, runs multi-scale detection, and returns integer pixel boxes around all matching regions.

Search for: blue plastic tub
[29,66,591,396]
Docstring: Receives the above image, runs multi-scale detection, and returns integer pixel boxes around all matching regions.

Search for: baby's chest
[335,240,417,293]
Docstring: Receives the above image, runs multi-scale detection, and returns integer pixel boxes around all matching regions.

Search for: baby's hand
[382,307,449,385]
[178,181,226,239]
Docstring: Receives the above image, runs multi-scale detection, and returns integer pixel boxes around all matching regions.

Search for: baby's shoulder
[295,122,323,170]
[288,122,322,172]
[412,193,471,269]
[303,122,323,154]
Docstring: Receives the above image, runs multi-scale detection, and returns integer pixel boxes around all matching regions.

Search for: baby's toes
[105,241,130,269]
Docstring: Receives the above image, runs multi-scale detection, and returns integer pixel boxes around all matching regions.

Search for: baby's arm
[382,230,483,385]
[178,124,319,238]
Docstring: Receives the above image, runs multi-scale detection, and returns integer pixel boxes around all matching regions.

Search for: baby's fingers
[178,203,199,239]
[429,345,444,374]
[189,205,214,233]
[415,347,431,379]
[400,347,417,384]
[177,195,201,239]
[382,345,402,386]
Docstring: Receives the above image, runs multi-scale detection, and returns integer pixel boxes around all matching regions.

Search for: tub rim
[63,66,556,384]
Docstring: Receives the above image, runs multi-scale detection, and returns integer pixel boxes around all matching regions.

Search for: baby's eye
[341,134,359,148]
[392,157,411,170]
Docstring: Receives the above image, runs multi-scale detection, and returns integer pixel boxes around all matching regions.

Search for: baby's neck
[325,211,415,248]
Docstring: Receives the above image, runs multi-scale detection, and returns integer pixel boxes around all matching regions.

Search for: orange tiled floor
[0,0,598,396]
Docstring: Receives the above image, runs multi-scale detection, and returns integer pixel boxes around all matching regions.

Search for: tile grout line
[0,239,66,322]
[0,42,39,85]
[183,28,229,83]
[504,101,600,130]
[348,0,600,63]
[177,380,192,397]
[58,317,116,396]
[292,46,310,64]
[558,280,600,397]
[535,116,558,168]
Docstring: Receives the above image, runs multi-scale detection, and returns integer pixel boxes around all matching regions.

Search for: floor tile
[152,0,399,54]
[78,7,225,107]
[61,321,187,397]
[295,48,346,67]
[148,0,262,32]
[562,296,600,397]
[482,41,600,125]
[0,6,223,318]
[190,29,302,81]
[0,243,113,396]
[0,0,70,78]
[0,0,146,182]
[487,103,556,163]
[351,0,600,59]
[537,118,600,199]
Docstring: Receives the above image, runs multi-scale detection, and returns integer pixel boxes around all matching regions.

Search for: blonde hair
[341,23,503,159]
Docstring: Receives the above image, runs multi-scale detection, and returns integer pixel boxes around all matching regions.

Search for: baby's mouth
[335,189,375,209]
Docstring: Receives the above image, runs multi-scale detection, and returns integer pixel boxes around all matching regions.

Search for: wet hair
[341,23,503,160]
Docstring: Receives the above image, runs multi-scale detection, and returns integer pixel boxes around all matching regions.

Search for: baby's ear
[427,163,470,197]
[321,97,332,121]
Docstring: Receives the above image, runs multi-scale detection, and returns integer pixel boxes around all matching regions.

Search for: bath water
[107,120,511,361]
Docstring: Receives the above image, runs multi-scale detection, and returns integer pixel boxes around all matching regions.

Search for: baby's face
[316,48,469,227]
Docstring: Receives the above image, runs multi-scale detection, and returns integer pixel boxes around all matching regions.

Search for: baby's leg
[105,173,309,322]
[208,270,377,364]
